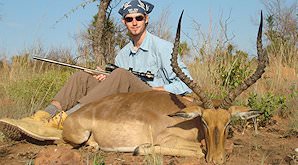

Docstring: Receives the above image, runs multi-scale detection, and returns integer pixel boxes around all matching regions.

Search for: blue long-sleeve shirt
[115,31,192,95]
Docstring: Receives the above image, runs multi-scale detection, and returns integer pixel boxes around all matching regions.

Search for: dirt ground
[0,116,297,165]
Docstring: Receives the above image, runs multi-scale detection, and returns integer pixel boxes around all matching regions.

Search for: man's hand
[152,86,165,91]
[93,67,107,81]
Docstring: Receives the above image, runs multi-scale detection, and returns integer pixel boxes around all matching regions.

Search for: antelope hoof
[83,145,99,152]
[133,143,153,156]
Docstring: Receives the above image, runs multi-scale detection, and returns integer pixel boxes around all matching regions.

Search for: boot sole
[0,120,60,142]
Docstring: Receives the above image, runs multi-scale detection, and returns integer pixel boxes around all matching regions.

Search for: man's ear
[145,15,149,24]
[121,18,126,25]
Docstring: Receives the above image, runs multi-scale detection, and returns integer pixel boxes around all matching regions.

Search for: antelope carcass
[62,11,267,164]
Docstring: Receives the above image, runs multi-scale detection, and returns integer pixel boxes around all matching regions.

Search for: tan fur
[63,91,200,153]
[62,91,251,164]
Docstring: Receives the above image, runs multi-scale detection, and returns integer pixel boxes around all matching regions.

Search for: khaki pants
[53,68,152,111]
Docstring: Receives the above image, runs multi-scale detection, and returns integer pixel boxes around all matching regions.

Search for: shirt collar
[129,30,150,53]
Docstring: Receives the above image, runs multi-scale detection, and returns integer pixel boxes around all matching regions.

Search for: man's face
[122,13,148,37]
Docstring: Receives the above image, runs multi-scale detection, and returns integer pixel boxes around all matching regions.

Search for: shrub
[218,50,253,91]
[203,46,255,99]
[248,92,287,126]
[4,69,73,116]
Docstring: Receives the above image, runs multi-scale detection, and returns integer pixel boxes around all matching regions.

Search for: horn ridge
[219,11,269,109]
[171,11,214,109]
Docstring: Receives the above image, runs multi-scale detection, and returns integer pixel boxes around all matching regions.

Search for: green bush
[248,92,287,126]
[219,51,253,91]
[5,70,73,113]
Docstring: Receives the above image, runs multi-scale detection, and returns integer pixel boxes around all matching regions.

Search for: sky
[0,0,274,58]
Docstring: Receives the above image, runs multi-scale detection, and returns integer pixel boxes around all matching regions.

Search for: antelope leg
[134,137,204,157]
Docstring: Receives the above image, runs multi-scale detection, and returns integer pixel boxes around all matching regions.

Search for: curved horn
[219,11,269,109]
[171,11,214,109]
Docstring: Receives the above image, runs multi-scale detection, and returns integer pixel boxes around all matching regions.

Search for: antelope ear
[228,106,263,120]
[168,106,203,120]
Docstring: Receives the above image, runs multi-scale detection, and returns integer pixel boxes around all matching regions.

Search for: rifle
[33,56,154,81]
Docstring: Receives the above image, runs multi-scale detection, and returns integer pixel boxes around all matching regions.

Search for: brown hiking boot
[21,110,67,130]
[47,111,68,130]
[23,110,51,122]
[0,110,67,141]
[0,117,62,141]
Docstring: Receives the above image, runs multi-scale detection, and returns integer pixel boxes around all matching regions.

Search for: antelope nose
[212,156,225,165]
[207,153,226,164]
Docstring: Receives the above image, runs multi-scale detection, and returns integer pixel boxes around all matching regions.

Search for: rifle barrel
[33,56,110,75]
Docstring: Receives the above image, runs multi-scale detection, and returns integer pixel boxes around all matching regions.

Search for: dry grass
[0,3,296,164]
[0,47,75,119]
[0,5,297,160]
[0,31,297,124]
[185,10,297,131]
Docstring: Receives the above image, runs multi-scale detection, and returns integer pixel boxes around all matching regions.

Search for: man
[42,0,192,121]
[0,0,193,139]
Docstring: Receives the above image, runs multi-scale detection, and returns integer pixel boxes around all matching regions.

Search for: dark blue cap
[118,0,154,17]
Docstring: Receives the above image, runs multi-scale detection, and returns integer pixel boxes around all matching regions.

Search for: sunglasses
[124,15,145,22]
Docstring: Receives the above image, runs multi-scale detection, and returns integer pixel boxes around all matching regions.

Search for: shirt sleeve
[158,44,193,95]
[114,46,126,67]
[114,55,121,66]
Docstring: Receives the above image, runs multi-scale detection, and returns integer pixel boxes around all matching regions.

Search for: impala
[62,11,267,164]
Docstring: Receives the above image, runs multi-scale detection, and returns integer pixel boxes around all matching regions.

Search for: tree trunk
[92,0,112,67]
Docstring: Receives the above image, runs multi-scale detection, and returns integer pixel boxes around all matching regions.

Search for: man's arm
[158,45,193,95]
[93,67,107,81]
[152,86,165,91]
